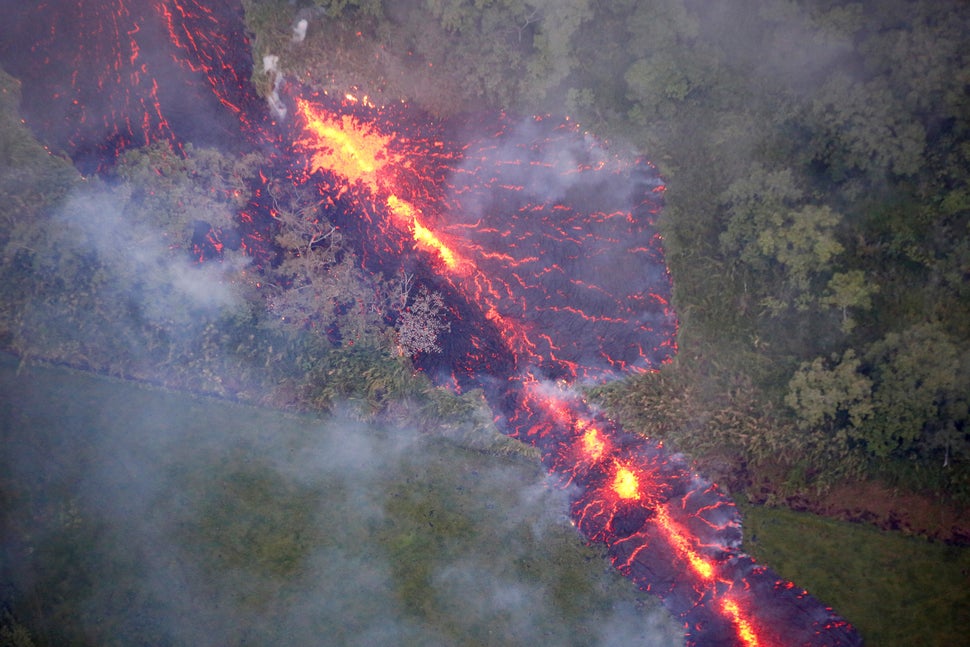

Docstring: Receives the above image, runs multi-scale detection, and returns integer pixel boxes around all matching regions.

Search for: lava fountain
[1,1,862,644]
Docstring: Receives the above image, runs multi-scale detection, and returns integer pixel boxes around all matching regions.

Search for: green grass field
[3,356,967,646]
[0,357,682,646]
[739,501,970,646]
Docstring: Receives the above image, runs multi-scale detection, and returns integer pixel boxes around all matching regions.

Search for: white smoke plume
[263,53,287,119]
[0,360,683,646]
[292,18,308,43]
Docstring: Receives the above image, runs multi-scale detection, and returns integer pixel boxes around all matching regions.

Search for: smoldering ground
[0,0,255,173]
[432,114,674,382]
[0,358,683,646]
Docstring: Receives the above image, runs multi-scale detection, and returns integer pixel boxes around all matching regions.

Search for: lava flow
[0,0,263,172]
[287,95,862,646]
[2,2,862,644]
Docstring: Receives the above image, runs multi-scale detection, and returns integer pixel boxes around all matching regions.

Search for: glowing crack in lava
[0,0,262,172]
[2,1,862,643]
[294,97,464,272]
[289,96,862,646]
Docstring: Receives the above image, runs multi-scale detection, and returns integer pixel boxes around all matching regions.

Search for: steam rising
[263,54,287,119]
[57,188,247,317]
[292,18,308,43]
[0,362,683,645]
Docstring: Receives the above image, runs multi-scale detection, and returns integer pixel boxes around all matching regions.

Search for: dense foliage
[2,0,969,507]
[239,0,970,499]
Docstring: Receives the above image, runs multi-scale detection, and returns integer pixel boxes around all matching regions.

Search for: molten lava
[2,3,863,645]
[612,464,641,501]
[295,97,464,272]
[285,94,861,644]
[296,98,392,188]
[722,599,761,647]
[580,425,606,463]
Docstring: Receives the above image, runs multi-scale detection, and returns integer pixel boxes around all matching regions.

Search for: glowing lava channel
[289,95,861,647]
[294,98,463,271]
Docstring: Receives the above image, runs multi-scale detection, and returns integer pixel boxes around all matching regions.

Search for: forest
[2,0,970,644]
[1,0,968,563]
[235,0,970,511]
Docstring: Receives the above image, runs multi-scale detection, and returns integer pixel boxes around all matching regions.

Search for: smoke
[0,361,682,646]
[434,114,673,382]
[263,54,287,119]
[595,603,688,647]
[447,117,617,221]
[695,1,858,97]
[292,18,308,43]
[12,180,245,360]
[262,13,313,119]
[56,187,247,318]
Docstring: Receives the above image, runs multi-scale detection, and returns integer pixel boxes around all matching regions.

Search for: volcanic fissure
[1,2,863,645]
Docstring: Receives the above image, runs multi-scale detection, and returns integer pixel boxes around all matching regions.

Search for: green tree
[0,66,78,259]
[820,270,877,333]
[720,164,803,266]
[757,205,843,295]
[719,164,844,313]
[786,349,873,434]
[387,0,541,110]
[860,322,970,464]
[621,0,713,127]
[858,3,970,123]
[524,0,591,97]
[114,142,262,253]
[0,609,36,647]
[624,51,702,121]
[808,73,926,182]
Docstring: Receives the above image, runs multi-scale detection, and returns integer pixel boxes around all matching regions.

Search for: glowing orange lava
[387,194,461,270]
[721,599,761,647]
[296,98,392,190]
[580,426,606,463]
[654,506,715,581]
[296,98,465,271]
[612,464,641,500]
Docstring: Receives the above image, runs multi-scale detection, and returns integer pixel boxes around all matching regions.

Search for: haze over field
[1,1,969,645]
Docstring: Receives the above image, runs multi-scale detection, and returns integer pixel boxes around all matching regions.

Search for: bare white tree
[395,286,450,356]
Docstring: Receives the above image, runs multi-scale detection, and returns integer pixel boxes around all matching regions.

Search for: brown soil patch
[786,481,970,544]
[696,454,970,545]
[750,476,970,545]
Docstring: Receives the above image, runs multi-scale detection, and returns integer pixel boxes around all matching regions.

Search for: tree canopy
[3,0,970,502]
